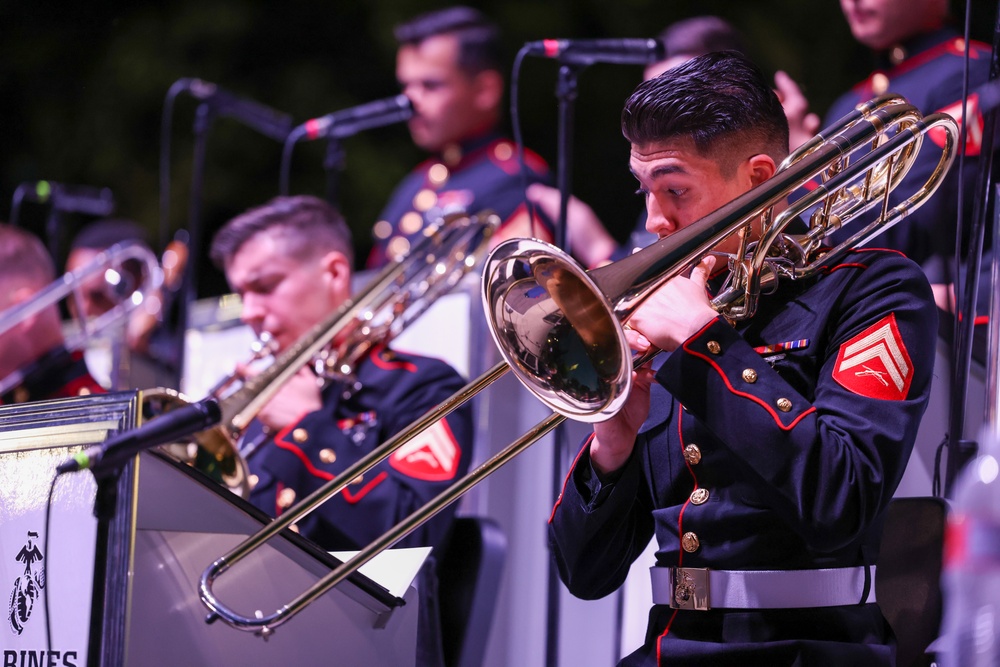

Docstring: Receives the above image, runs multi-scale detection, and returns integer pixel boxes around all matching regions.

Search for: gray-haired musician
[0,223,104,404]
[210,194,473,667]
[547,51,938,665]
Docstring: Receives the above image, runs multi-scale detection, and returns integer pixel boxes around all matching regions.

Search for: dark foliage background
[2,0,995,298]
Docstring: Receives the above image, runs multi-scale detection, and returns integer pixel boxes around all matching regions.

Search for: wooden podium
[0,392,420,666]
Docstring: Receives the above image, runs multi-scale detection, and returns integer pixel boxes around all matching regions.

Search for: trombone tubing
[200,361,510,627]
[200,348,660,633]
[206,400,563,633]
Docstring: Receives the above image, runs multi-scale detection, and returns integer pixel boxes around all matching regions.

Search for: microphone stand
[184,102,214,305]
[172,101,215,392]
[79,398,221,665]
[545,60,585,667]
[944,4,1000,495]
[324,137,346,207]
[86,461,133,667]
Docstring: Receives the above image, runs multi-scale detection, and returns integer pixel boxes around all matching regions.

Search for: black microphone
[15,181,116,217]
[290,94,414,142]
[524,38,665,66]
[56,399,222,475]
[176,78,294,142]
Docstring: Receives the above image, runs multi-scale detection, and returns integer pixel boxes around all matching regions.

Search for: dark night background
[2,0,996,299]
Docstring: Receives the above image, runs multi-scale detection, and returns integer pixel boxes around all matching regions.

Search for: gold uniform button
[493,141,513,161]
[412,188,437,212]
[889,46,906,65]
[706,340,721,355]
[681,532,701,553]
[399,211,424,235]
[871,72,889,95]
[387,236,411,261]
[351,474,365,486]
[427,163,449,186]
[742,368,758,384]
[690,488,710,505]
[247,474,259,490]
[683,444,702,465]
[318,448,337,464]
[277,487,297,509]
[776,397,793,412]
[292,428,308,443]
[373,220,393,239]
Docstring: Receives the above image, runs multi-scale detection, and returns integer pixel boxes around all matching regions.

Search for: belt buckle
[669,567,710,610]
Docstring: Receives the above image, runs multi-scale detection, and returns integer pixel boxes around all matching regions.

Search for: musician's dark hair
[394,6,504,76]
[210,195,354,268]
[622,51,789,174]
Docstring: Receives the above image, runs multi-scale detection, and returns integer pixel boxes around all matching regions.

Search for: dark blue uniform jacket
[368,130,553,270]
[245,344,473,554]
[549,247,937,665]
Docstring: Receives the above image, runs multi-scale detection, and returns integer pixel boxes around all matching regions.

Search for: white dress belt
[650,565,876,611]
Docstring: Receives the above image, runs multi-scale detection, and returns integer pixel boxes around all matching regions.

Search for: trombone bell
[482,238,631,422]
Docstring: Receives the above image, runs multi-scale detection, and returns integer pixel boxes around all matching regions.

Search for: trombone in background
[147,209,500,499]
[0,241,164,396]
[198,94,959,636]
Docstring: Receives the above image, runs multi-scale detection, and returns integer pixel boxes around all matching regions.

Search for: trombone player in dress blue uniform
[209,194,473,667]
[547,51,939,665]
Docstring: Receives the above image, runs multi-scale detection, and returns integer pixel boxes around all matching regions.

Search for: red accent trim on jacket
[341,471,389,504]
[368,344,418,372]
[676,413,699,569]
[851,37,990,97]
[657,609,681,664]
[273,418,389,504]
[274,415,335,481]
[682,329,817,431]
[549,433,595,524]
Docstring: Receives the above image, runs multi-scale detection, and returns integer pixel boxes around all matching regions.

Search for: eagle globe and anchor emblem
[8,531,46,635]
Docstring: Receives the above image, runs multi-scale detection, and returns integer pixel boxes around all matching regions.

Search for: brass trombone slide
[199,94,958,636]
[147,209,499,497]
[0,241,163,396]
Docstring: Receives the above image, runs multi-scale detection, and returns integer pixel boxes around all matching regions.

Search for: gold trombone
[148,209,500,497]
[198,94,959,636]
[0,241,164,396]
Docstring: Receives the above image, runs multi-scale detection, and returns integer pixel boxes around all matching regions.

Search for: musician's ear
[745,154,777,187]
[319,250,352,301]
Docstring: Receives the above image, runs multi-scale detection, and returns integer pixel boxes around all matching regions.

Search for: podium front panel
[0,392,140,667]
[125,451,419,666]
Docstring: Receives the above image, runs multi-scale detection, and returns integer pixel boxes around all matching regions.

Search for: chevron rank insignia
[389,419,461,481]
[833,314,913,400]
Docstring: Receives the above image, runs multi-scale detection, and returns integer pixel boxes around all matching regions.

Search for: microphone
[15,181,116,217]
[290,94,413,142]
[56,399,221,476]
[176,78,294,142]
[524,38,665,66]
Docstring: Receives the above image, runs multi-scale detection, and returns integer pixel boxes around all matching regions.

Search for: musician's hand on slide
[237,364,323,432]
[590,360,654,478]
[626,255,718,353]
